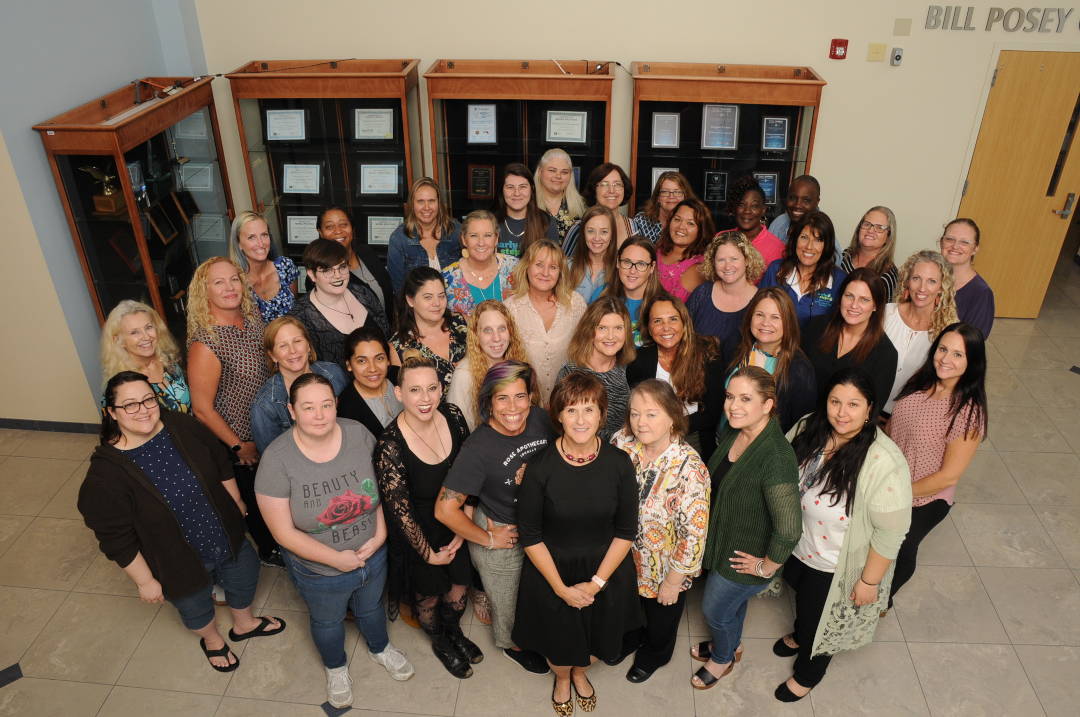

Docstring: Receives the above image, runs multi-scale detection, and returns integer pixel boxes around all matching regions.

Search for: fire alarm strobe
[829,39,849,60]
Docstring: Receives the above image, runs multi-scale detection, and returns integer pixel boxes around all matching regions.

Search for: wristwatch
[591,575,608,591]
[230,443,242,454]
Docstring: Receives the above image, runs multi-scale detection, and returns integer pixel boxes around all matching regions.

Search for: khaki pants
[467,505,523,649]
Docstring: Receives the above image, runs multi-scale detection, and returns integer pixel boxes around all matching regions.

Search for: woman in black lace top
[373,351,481,679]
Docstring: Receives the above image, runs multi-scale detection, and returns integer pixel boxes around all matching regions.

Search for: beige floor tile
[891,566,1007,643]
[0,456,82,516]
[250,564,278,611]
[117,604,254,695]
[982,406,1070,452]
[808,641,928,716]
[988,318,1042,337]
[261,567,308,612]
[1020,369,1080,409]
[992,334,1074,371]
[97,686,221,716]
[1002,452,1080,505]
[0,677,110,717]
[0,517,99,590]
[72,553,140,597]
[1035,307,1080,339]
[0,515,32,559]
[978,567,1080,646]
[1035,505,1080,569]
[917,515,973,566]
[955,450,1026,505]
[1049,335,1080,363]
[873,607,905,642]
[20,592,159,682]
[984,368,1036,407]
[0,585,66,665]
[214,697,328,717]
[1013,645,1080,717]
[0,429,28,456]
[692,636,813,716]
[452,619,549,716]
[983,339,1007,369]
[908,642,1043,716]
[12,432,98,461]
[225,608,357,705]
[588,633,694,717]
[1041,406,1080,454]
[38,463,87,519]
[951,504,1062,568]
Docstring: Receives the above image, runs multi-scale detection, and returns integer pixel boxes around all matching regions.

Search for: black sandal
[691,662,733,690]
[228,615,286,641]
[432,634,473,679]
[691,641,743,663]
[199,638,239,673]
[772,634,799,657]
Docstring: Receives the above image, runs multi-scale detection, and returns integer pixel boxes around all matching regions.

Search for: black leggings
[888,499,951,607]
[783,556,834,688]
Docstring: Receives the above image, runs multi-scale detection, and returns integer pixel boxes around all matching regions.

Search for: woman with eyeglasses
[289,239,390,368]
[317,206,395,326]
[534,149,587,243]
[494,163,559,258]
[840,207,899,302]
[561,162,634,255]
[632,171,697,243]
[939,218,994,338]
[228,211,298,323]
[387,178,462,295]
[604,236,665,347]
[726,176,785,268]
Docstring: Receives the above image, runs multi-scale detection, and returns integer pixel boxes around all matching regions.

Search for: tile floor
[2,253,1079,716]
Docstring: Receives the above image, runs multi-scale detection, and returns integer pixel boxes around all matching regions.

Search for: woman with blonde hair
[566,205,618,304]
[100,299,189,412]
[228,210,298,322]
[387,177,462,294]
[506,239,588,402]
[534,149,587,242]
[632,171,698,243]
[686,232,763,343]
[187,256,278,565]
[446,300,533,429]
[442,209,517,316]
[840,206,899,301]
[882,250,958,414]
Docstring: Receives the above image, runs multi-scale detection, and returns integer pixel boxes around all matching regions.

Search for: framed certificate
[753,172,779,204]
[546,110,588,144]
[367,216,400,246]
[265,109,306,141]
[192,214,227,243]
[180,162,213,192]
[701,104,739,150]
[286,215,319,244]
[704,171,728,203]
[174,112,208,140]
[762,117,789,151]
[282,163,321,194]
[651,167,678,191]
[467,164,495,200]
[651,112,680,149]
[354,108,394,140]
[360,164,399,195]
[467,104,497,144]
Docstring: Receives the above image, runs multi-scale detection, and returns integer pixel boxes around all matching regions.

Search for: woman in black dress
[373,351,481,678]
[513,371,640,715]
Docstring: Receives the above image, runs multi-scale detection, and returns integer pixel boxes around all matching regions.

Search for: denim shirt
[387,220,462,295]
[759,260,847,329]
[250,361,349,453]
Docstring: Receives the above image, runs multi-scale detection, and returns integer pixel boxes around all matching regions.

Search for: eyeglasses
[596,181,624,191]
[859,220,889,234]
[114,397,158,414]
[316,263,350,276]
[941,236,976,248]
[657,190,685,198]
[618,258,653,273]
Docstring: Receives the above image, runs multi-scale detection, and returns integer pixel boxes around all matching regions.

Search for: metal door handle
[1054,193,1075,219]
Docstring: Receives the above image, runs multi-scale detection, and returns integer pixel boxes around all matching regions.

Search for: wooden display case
[630,62,825,223]
[424,59,615,215]
[226,59,422,258]
[34,76,234,337]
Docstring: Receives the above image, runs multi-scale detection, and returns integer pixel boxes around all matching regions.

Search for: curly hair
[511,238,575,307]
[100,300,181,387]
[186,257,259,341]
[639,294,717,406]
[701,231,766,284]
[464,300,530,410]
[895,250,959,337]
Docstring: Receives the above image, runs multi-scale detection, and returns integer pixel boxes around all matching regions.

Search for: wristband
[486,531,494,550]
[859,577,880,587]
[230,443,242,453]
[591,575,607,590]
[754,559,767,578]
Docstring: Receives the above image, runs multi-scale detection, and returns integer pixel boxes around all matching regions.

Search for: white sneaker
[325,665,353,708]
[369,643,415,681]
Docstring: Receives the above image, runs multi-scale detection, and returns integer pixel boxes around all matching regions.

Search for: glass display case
[226,59,422,261]
[630,63,825,226]
[34,76,234,338]
[424,60,615,216]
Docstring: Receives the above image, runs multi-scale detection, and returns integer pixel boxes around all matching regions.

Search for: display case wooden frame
[629,62,825,216]
[226,59,421,256]
[34,76,234,328]
[424,59,615,215]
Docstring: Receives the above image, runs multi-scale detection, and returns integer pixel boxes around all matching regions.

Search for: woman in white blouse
[505,239,587,403]
[882,250,957,415]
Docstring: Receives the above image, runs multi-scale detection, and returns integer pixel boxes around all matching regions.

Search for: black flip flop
[228,615,286,642]
[199,638,239,673]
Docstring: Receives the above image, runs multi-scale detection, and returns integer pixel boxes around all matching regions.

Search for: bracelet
[859,577,880,587]
[754,559,767,578]
[486,531,494,550]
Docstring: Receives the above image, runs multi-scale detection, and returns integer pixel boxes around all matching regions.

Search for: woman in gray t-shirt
[256,373,414,709]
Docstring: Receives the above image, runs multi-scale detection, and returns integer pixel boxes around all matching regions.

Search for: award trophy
[79,165,126,215]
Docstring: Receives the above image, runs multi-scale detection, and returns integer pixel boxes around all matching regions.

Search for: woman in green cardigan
[689,366,802,690]
[774,367,911,702]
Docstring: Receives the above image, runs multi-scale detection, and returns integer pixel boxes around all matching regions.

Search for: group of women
[79,159,993,712]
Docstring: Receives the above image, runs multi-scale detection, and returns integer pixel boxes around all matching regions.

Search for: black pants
[627,591,687,672]
[234,463,278,558]
[888,499,951,607]
[783,556,834,688]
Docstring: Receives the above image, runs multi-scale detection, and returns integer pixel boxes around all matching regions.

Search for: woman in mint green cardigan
[774,367,911,702]
[689,366,802,690]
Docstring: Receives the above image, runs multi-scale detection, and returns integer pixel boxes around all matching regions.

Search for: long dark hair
[100,371,153,445]
[776,210,838,295]
[896,322,988,440]
[494,163,552,254]
[655,198,713,258]
[817,267,888,364]
[397,267,452,340]
[791,367,879,515]
[728,287,804,390]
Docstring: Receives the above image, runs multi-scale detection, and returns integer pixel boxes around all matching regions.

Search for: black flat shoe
[774,680,811,702]
[772,635,799,657]
[625,665,654,683]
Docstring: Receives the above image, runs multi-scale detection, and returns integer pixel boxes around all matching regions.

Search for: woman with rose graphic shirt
[256,373,414,710]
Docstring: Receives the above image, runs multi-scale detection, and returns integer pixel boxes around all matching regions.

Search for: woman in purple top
[939,218,994,338]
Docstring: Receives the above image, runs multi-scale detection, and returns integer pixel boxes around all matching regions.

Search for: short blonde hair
[701,231,766,284]
[511,239,574,307]
[186,256,259,340]
[895,250,959,337]
[99,300,181,387]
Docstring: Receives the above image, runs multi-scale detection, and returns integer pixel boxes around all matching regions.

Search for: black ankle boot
[439,602,484,664]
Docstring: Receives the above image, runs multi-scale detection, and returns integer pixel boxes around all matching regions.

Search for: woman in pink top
[884,322,987,612]
[656,198,713,301]
[727,176,785,270]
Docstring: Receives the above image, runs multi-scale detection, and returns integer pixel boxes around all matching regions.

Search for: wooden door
[959,50,1080,318]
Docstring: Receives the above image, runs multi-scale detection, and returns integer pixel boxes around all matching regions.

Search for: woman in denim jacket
[388,177,462,295]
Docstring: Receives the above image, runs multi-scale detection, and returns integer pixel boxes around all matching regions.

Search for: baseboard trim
[0,418,98,434]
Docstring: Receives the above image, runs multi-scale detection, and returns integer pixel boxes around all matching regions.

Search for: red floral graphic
[316,490,372,528]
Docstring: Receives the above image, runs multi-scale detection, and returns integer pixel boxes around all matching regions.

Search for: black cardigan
[289,278,390,369]
[801,315,898,418]
[625,343,724,460]
[353,243,396,331]
[77,411,248,600]
[336,366,400,440]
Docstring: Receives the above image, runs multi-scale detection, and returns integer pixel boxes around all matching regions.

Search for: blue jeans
[701,572,768,666]
[169,540,260,630]
[284,546,389,668]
